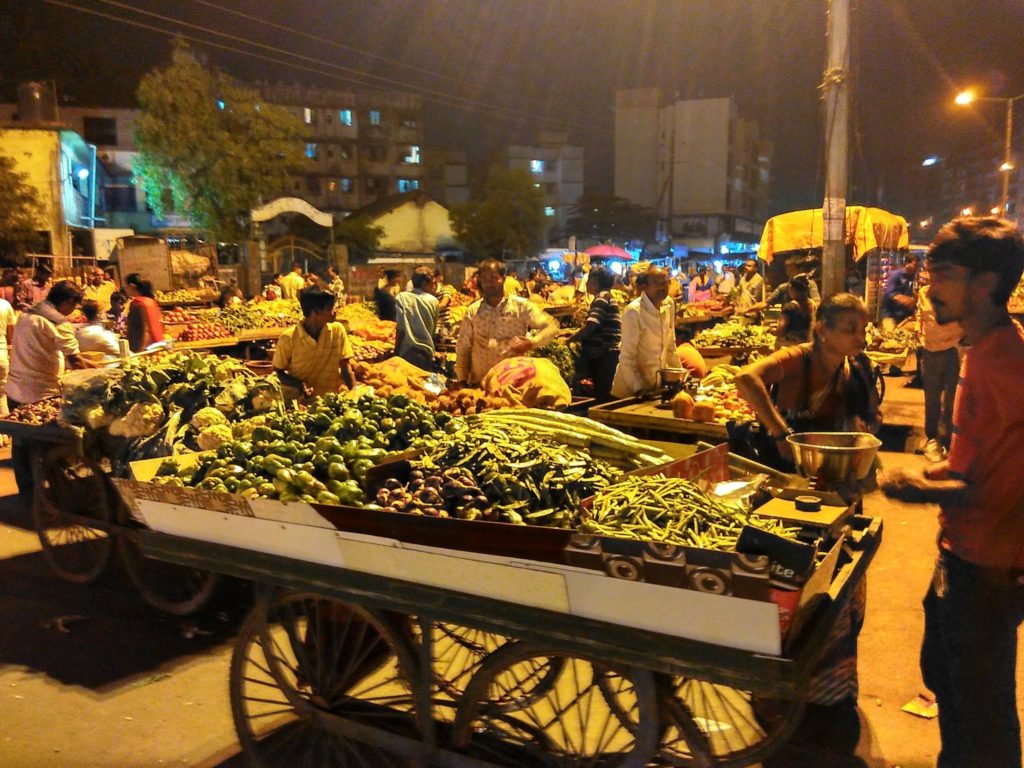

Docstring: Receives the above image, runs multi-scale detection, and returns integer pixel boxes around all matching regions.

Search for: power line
[184,0,472,91]
[43,0,612,139]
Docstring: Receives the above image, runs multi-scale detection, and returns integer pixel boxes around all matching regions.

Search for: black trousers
[922,550,1024,768]
[6,397,35,499]
[577,351,618,403]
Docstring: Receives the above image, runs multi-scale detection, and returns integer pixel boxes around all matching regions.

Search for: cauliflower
[109,402,164,438]
[197,424,234,451]
[191,407,228,430]
[83,405,113,430]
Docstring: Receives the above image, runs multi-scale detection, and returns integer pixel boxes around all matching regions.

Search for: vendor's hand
[509,336,534,354]
[879,466,929,503]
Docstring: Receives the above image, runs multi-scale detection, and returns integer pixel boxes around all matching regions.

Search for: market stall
[114,440,881,767]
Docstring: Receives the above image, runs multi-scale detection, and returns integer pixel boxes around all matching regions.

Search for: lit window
[340,178,353,193]
[216,99,226,110]
[544,206,556,217]
[530,160,545,174]
[339,109,353,126]
[303,107,314,124]
[369,110,381,125]
[403,145,421,164]
[328,181,337,192]
[305,143,318,159]
[397,179,420,193]
[533,183,541,189]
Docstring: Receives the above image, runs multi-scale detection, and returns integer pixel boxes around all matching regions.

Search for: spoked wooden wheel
[426,623,563,713]
[655,677,803,767]
[453,642,659,767]
[32,444,113,583]
[118,531,220,616]
[230,592,421,768]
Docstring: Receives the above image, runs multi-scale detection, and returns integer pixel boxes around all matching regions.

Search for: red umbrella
[584,244,633,259]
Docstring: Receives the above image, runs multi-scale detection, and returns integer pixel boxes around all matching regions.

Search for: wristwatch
[772,427,795,442]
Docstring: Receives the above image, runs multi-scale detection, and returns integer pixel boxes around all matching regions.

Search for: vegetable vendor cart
[114,459,882,768]
[0,414,219,615]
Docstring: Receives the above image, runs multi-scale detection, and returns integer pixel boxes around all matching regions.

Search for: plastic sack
[480,356,571,409]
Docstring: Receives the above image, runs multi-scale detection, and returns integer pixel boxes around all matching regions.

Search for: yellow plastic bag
[481,356,571,409]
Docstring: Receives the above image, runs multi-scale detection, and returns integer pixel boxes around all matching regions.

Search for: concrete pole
[822,0,850,298]
[1001,98,1013,215]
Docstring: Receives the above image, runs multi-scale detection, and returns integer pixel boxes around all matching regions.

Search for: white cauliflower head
[108,401,164,438]
[196,424,234,451]
[190,407,229,430]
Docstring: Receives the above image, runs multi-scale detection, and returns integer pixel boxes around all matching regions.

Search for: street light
[955,88,1024,215]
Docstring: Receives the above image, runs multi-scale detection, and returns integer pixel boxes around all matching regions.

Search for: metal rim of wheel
[32,444,114,584]
[117,531,220,616]
[425,624,565,715]
[452,641,659,768]
[230,592,421,768]
[654,676,803,767]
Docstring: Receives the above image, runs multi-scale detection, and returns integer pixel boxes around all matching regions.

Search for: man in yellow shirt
[273,287,355,401]
[280,263,307,301]
[83,267,116,314]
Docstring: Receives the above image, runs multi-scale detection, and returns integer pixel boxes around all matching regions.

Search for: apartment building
[505,132,584,238]
[615,88,772,254]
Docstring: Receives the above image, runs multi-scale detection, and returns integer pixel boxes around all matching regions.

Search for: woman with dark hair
[124,273,165,352]
[734,292,881,756]
[776,273,815,347]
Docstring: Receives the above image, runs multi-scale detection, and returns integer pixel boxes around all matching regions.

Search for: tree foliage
[567,193,658,244]
[0,152,43,262]
[134,41,306,239]
[449,166,546,259]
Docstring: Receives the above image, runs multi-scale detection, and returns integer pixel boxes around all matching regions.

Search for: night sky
[1,0,1022,218]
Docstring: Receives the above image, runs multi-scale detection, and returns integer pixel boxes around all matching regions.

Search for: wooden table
[588,396,729,442]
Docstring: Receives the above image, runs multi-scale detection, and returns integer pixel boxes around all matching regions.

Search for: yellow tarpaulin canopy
[757,206,910,264]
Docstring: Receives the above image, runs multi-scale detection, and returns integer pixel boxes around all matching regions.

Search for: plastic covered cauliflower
[190,407,229,430]
[197,423,234,451]
[109,401,164,437]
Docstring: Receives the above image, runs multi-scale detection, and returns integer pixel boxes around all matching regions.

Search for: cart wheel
[230,592,421,768]
[118,531,220,616]
[453,642,659,767]
[655,677,803,767]
[426,624,564,712]
[32,444,113,584]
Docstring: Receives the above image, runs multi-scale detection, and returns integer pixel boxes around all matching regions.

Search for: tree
[0,152,43,262]
[449,166,546,259]
[566,193,658,244]
[134,41,305,240]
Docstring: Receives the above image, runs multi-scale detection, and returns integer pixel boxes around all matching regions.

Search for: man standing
[611,266,682,398]
[83,267,116,315]
[8,280,97,495]
[455,258,558,386]
[917,274,962,462]
[881,251,919,331]
[273,286,355,402]
[568,266,621,402]
[279,262,307,301]
[15,264,53,311]
[735,259,766,314]
[880,216,1024,768]
[395,267,439,370]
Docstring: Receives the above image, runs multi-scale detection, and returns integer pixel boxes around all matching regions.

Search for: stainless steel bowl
[786,432,881,485]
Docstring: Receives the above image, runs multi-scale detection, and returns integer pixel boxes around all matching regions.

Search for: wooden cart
[130,508,881,768]
[0,416,218,615]
[588,396,730,443]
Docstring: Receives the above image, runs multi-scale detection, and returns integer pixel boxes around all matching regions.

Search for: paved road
[0,379,1017,767]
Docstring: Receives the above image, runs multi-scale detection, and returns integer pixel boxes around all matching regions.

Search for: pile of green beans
[582,476,798,550]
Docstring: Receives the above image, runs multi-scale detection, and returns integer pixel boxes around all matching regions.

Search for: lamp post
[955,89,1024,215]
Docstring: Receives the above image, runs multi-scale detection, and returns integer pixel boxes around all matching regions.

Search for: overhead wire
[43,0,613,139]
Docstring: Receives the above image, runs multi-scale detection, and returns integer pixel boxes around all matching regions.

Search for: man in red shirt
[881,216,1024,768]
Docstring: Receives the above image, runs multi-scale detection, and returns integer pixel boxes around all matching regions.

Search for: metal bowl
[786,432,881,485]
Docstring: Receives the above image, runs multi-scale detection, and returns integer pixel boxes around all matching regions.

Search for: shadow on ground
[0,546,251,690]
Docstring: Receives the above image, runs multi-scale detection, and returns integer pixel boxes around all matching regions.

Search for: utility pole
[821,0,850,298]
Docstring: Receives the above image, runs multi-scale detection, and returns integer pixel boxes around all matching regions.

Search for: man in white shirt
[455,259,559,385]
[8,281,97,496]
[0,292,14,416]
[75,300,121,361]
[611,266,682,398]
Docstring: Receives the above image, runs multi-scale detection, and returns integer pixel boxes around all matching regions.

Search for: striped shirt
[580,291,621,359]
